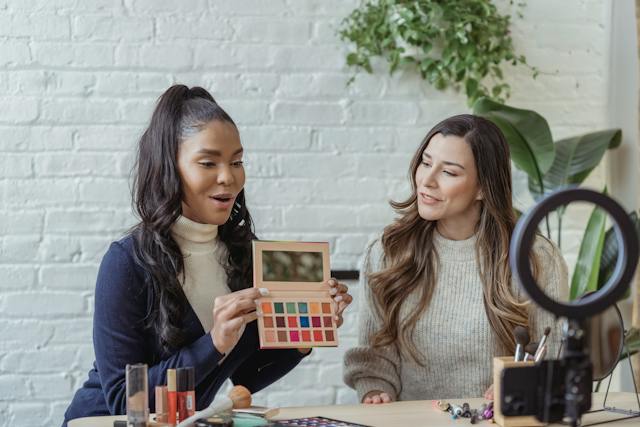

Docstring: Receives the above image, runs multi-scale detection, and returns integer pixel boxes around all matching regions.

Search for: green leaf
[529,129,622,200]
[472,97,555,192]
[465,78,479,99]
[598,211,640,291]
[570,206,607,300]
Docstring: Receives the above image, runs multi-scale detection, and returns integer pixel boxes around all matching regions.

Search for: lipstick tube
[167,369,177,425]
[176,367,195,422]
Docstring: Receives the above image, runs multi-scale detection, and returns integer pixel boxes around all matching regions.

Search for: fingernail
[334,295,343,302]
[329,287,337,295]
[335,315,340,320]
[329,279,337,286]
[259,288,269,296]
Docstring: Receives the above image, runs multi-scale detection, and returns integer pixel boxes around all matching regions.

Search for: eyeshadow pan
[323,316,332,327]
[277,331,287,342]
[302,330,311,341]
[263,317,274,328]
[313,330,324,341]
[322,303,331,314]
[274,302,284,314]
[310,302,321,314]
[287,316,298,328]
[261,302,273,314]
[299,316,309,328]
[286,302,297,313]
[290,331,300,342]
[311,317,321,327]
[276,316,285,327]
[325,330,334,341]
[298,302,308,313]
[265,330,276,342]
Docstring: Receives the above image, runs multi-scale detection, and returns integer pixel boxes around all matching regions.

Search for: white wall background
[0,0,629,425]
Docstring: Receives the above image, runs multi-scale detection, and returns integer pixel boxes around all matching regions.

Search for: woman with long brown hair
[343,114,567,403]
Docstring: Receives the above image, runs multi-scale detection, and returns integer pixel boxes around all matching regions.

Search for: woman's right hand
[210,287,268,355]
[362,390,393,404]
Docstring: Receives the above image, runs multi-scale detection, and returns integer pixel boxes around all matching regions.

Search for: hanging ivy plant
[339,0,537,105]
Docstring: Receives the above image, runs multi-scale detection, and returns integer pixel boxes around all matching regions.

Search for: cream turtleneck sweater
[171,215,229,333]
[343,231,568,401]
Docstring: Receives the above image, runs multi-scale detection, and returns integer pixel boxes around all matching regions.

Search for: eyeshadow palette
[253,241,338,349]
[272,416,372,427]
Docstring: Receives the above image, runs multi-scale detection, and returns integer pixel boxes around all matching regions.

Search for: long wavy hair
[369,114,538,364]
[130,84,255,352]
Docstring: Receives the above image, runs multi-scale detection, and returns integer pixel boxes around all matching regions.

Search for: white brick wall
[0,0,616,425]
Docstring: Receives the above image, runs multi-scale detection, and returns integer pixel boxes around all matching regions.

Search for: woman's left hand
[328,278,352,328]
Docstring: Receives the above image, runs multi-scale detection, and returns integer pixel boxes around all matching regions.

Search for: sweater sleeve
[527,237,569,359]
[230,348,309,393]
[93,241,225,415]
[343,240,402,402]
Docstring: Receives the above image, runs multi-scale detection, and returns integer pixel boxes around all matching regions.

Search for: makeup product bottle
[177,367,195,422]
[167,369,177,425]
[126,363,149,427]
[155,385,168,423]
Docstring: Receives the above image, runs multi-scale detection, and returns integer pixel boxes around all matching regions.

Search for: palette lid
[252,240,330,291]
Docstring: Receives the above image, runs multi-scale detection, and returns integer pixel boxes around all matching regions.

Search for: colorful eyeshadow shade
[274,302,284,313]
[311,317,321,327]
[276,316,285,327]
[310,302,321,314]
[265,330,276,342]
[302,330,311,341]
[278,331,287,342]
[261,302,273,314]
[263,317,274,328]
[287,316,298,328]
[300,316,309,328]
[290,331,299,342]
[323,316,332,327]
[313,330,324,341]
[298,302,308,313]
[322,303,331,314]
[286,302,296,313]
[325,330,334,341]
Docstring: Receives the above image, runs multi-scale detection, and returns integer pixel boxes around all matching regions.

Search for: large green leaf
[598,211,640,288]
[528,129,622,200]
[472,98,555,195]
[571,206,607,300]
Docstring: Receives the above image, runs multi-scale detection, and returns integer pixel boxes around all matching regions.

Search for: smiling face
[415,133,482,232]
[177,120,245,225]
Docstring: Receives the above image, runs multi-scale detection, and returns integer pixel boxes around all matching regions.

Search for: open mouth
[209,193,235,207]
[420,192,441,202]
[210,194,233,202]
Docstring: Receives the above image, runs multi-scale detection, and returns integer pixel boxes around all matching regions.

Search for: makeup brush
[524,342,538,361]
[513,326,530,362]
[176,385,252,427]
[534,327,551,361]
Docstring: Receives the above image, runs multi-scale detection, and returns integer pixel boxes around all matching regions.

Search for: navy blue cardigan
[63,235,307,425]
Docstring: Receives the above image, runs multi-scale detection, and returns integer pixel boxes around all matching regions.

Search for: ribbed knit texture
[171,215,228,333]
[343,231,568,401]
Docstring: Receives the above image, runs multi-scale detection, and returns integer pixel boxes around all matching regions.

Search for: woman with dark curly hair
[63,85,352,424]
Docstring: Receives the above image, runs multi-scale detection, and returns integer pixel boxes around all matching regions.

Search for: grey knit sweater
[343,231,568,401]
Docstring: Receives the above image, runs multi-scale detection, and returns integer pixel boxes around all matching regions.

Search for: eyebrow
[196,148,243,156]
[423,153,465,170]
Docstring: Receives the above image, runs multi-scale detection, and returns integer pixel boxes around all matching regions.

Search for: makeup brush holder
[493,357,545,427]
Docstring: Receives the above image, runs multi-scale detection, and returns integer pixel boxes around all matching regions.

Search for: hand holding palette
[253,241,338,349]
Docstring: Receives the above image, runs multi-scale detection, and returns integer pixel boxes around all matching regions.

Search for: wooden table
[68,392,640,427]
